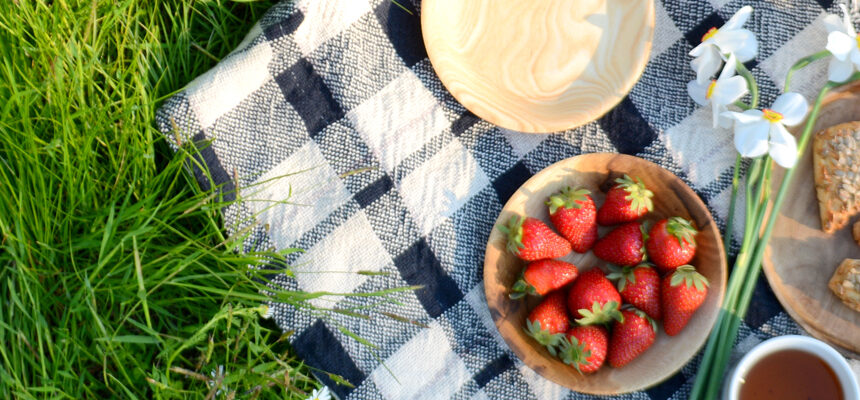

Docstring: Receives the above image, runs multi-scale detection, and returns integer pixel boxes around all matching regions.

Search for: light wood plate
[421,0,655,134]
[483,153,726,394]
[763,82,860,356]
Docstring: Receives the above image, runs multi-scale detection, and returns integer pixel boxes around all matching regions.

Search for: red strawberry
[567,269,623,325]
[597,175,654,226]
[646,217,698,271]
[608,308,657,368]
[499,216,571,261]
[510,260,579,299]
[593,222,647,266]
[546,187,598,253]
[559,325,609,374]
[606,264,662,320]
[525,291,570,355]
[662,265,709,336]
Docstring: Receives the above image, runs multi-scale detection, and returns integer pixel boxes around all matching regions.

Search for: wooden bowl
[421,0,655,133]
[763,81,860,356]
[483,153,727,394]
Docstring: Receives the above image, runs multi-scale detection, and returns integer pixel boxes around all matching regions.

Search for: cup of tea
[723,335,859,400]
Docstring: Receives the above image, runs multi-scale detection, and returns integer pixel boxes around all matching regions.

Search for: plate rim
[761,81,860,358]
[482,153,727,394]
[420,0,656,134]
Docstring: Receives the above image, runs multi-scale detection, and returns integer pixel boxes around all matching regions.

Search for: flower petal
[770,92,808,126]
[828,57,854,82]
[732,35,758,63]
[768,123,799,168]
[711,102,723,128]
[719,53,738,80]
[691,46,722,84]
[851,46,860,67]
[713,29,758,61]
[712,76,748,105]
[823,13,847,34]
[734,119,770,158]
[826,31,854,61]
[718,111,734,128]
[841,4,857,37]
[723,6,753,31]
[689,42,708,57]
[687,80,709,106]
[722,109,764,124]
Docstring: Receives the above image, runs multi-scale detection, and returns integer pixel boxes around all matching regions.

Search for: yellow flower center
[705,80,717,100]
[855,34,860,50]
[702,27,718,42]
[762,109,783,123]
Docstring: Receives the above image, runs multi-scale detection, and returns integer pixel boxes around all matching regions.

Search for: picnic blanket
[156,0,859,398]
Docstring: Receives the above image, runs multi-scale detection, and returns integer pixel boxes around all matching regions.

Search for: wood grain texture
[421,0,655,134]
[763,82,860,356]
[483,154,726,394]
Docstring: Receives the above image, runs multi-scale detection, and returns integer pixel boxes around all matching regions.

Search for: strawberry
[499,216,571,261]
[546,186,598,253]
[608,308,657,368]
[597,174,654,226]
[646,217,698,271]
[593,222,647,266]
[559,325,609,374]
[606,264,662,320]
[662,265,709,336]
[525,291,570,355]
[567,269,623,325]
[510,260,579,299]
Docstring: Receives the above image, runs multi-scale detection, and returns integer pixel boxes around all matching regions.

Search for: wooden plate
[421,0,655,134]
[483,153,727,394]
[763,82,860,356]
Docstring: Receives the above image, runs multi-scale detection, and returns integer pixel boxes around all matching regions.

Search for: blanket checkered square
[156,0,855,398]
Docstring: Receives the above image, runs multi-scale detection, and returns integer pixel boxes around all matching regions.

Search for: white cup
[723,335,860,400]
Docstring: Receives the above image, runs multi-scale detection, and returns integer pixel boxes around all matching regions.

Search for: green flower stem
[736,60,759,108]
[784,50,831,92]
[732,101,752,110]
[691,158,764,400]
[694,74,860,400]
[722,154,742,260]
[703,157,772,396]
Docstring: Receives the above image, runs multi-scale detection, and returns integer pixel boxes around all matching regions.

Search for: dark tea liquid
[739,349,843,400]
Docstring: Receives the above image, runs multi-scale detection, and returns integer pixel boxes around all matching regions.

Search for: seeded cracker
[829,259,860,313]
[812,122,860,233]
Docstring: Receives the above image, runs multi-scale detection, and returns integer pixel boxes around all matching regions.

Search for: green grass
[0,0,406,398]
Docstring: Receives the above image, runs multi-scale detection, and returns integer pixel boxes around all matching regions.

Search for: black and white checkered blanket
[156,0,858,398]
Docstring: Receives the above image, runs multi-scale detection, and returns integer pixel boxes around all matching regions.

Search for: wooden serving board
[421,0,654,133]
[484,153,726,394]
[763,82,860,356]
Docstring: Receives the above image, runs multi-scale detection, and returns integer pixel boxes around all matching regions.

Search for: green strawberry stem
[546,186,590,214]
[524,319,564,356]
[667,217,696,247]
[690,68,855,399]
[617,175,653,214]
[509,278,536,299]
[575,301,623,326]
[558,336,592,374]
[498,216,525,255]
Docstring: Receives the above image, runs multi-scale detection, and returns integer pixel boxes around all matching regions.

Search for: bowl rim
[482,153,727,394]
[420,0,656,133]
[724,335,860,400]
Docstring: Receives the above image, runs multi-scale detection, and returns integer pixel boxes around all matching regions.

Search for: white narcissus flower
[307,387,331,400]
[690,6,759,84]
[687,54,748,128]
[824,4,860,82]
[722,92,809,168]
